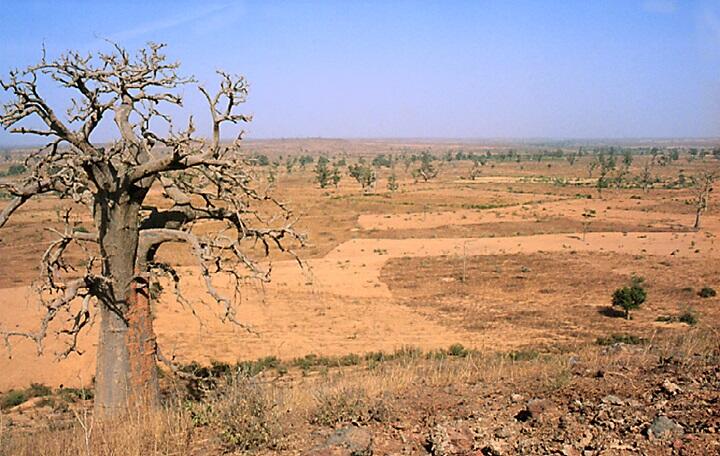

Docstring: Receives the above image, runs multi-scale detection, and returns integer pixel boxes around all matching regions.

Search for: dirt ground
[0,140,718,391]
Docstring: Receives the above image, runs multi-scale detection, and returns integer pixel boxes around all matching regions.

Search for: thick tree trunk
[94,196,160,415]
[126,276,160,408]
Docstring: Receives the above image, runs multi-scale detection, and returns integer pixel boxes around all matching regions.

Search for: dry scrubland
[0,139,719,455]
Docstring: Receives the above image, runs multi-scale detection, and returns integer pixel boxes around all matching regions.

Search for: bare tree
[690,169,717,230]
[640,155,655,193]
[0,43,302,414]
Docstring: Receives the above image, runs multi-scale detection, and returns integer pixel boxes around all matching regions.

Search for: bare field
[0,140,718,392]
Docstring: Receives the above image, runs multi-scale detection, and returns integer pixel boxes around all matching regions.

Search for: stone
[601,395,624,406]
[494,427,511,439]
[647,415,684,440]
[661,380,682,395]
[309,426,373,456]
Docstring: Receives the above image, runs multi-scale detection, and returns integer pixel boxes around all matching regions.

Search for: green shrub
[0,390,26,409]
[56,386,93,402]
[698,287,717,298]
[507,349,539,361]
[311,386,390,426]
[596,334,646,346]
[612,275,647,319]
[199,379,287,452]
[678,309,698,326]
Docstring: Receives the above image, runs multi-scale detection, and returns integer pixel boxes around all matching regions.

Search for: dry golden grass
[2,326,717,455]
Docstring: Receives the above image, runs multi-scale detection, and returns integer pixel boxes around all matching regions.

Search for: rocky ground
[305,345,720,456]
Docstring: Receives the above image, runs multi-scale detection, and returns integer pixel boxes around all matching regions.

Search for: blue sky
[1,0,720,144]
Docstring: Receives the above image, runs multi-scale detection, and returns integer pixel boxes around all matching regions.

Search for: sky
[1,0,720,145]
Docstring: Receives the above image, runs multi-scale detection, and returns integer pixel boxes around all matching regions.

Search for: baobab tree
[0,43,302,414]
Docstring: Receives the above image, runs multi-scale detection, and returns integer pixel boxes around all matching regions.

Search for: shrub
[311,386,391,426]
[678,309,698,326]
[191,378,288,451]
[596,334,646,346]
[56,386,93,402]
[0,390,26,409]
[698,287,717,298]
[612,275,647,319]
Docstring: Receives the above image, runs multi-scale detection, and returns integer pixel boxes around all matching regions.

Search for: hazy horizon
[2,0,720,146]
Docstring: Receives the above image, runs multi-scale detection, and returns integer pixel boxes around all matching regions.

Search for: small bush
[26,383,52,398]
[0,390,26,409]
[678,310,698,326]
[698,287,717,298]
[192,378,288,451]
[311,386,391,426]
[507,349,539,361]
[596,334,646,346]
[56,386,93,402]
[612,275,647,319]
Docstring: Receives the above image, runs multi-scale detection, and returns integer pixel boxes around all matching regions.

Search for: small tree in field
[330,162,342,188]
[0,43,303,415]
[689,169,717,230]
[314,156,332,188]
[581,208,596,241]
[468,160,482,180]
[595,154,616,197]
[387,169,399,192]
[348,162,376,193]
[412,151,439,182]
[612,276,647,320]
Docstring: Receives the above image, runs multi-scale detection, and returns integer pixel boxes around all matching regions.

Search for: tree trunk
[693,207,702,230]
[94,196,160,415]
[126,276,160,408]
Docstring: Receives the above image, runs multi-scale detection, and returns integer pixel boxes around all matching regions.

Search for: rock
[601,395,624,406]
[561,445,581,456]
[494,427,511,439]
[515,399,555,422]
[646,415,684,440]
[425,423,475,455]
[479,441,504,455]
[310,426,373,456]
[510,393,524,403]
[661,380,682,395]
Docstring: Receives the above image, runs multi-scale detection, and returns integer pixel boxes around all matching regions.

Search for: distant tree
[331,163,342,188]
[267,160,280,185]
[412,151,439,182]
[566,152,577,166]
[314,156,332,188]
[387,169,399,192]
[639,155,657,193]
[299,154,314,170]
[402,154,414,173]
[251,153,270,166]
[468,160,482,180]
[612,276,647,320]
[596,154,617,197]
[689,169,717,230]
[285,156,296,174]
[587,160,598,179]
[581,209,596,241]
[348,162,377,193]
[372,154,392,168]
[622,150,633,169]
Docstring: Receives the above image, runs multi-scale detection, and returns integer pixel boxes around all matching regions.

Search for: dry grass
[3,327,716,455]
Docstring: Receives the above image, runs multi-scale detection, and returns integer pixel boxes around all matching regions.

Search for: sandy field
[0,140,718,390]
